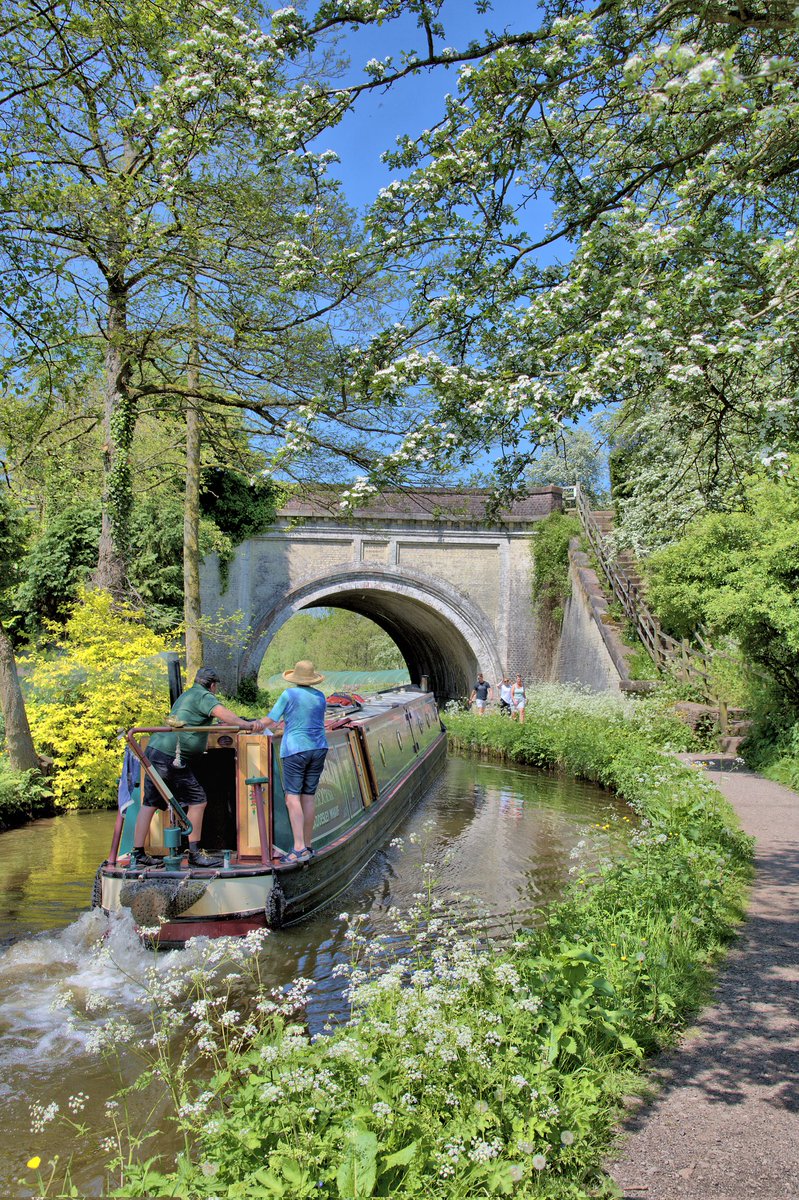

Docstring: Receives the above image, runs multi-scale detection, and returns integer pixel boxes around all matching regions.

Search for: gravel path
[607,755,799,1200]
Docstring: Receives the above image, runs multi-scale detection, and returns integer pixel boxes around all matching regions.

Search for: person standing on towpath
[470,673,493,715]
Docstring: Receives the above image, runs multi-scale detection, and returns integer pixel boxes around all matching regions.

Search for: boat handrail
[126,724,265,735]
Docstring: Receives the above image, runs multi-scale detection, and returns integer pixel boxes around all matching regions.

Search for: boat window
[378,740,386,766]
[396,729,403,750]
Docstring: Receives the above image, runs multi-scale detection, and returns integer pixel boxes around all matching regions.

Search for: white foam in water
[0,909,207,1072]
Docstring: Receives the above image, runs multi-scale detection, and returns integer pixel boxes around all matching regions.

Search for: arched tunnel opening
[314,589,480,702]
[251,586,492,704]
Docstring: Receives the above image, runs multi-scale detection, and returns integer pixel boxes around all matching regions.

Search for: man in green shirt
[131,667,257,869]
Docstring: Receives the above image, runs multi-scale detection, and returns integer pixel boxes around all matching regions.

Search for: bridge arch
[240,563,504,702]
[200,486,563,698]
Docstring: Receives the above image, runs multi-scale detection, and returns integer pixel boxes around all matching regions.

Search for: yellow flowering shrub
[22,588,179,809]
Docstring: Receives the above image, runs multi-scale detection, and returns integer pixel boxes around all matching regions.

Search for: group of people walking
[469,672,527,722]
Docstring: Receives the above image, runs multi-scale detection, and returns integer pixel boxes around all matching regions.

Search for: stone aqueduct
[200,487,564,702]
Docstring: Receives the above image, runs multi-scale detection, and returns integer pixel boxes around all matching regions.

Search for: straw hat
[282,659,325,685]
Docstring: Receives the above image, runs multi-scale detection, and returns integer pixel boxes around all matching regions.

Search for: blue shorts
[281,749,328,796]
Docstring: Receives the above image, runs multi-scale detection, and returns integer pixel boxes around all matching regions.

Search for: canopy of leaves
[335,2,799,508]
[199,468,282,542]
[3,0,798,548]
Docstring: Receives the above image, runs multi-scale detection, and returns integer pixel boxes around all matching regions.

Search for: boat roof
[339,688,432,723]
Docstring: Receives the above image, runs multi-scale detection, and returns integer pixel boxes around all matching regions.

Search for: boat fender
[119,878,208,925]
[267,875,286,928]
[91,864,105,910]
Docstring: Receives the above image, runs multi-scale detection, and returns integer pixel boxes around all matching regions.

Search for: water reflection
[0,752,632,1194]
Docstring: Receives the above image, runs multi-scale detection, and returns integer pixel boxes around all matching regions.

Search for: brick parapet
[278,486,563,527]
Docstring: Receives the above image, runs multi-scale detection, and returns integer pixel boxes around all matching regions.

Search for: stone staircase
[590,510,646,597]
[565,486,751,752]
[673,702,752,756]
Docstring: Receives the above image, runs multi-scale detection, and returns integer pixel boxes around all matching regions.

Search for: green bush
[200,467,282,542]
[531,513,581,626]
[644,464,799,707]
[0,759,54,829]
[738,676,799,788]
[22,588,177,809]
[231,675,274,714]
[13,502,100,633]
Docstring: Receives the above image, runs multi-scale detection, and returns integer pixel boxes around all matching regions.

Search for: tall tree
[0,492,38,771]
[0,0,364,589]
[340,3,799,509]
[6,0,797,548]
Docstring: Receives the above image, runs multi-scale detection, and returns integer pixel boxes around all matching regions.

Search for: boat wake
[0,909,212,1077]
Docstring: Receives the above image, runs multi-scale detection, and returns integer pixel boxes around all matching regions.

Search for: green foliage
[0,759,54,830]
[234,673,274,713]
[127,496,185,627]
[10,487,257,635]
[625,644,661,683]
[0,489,30,601]
[261,609,406,676]
[644,466,799,706]
[14,502,100,633]
[199,468,282,543]
[737,676,799,789]
[531,514,581,626]
[21,588,177,809]
[63,684,749,1200]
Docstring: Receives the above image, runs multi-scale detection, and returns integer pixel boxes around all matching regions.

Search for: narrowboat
[93,687,446,947]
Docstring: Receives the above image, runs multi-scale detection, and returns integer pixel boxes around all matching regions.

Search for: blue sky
[314,1,545,218]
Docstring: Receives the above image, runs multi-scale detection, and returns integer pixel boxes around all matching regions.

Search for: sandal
[279,848,311,865]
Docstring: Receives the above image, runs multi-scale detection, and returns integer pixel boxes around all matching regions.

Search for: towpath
[608,754,799,1200]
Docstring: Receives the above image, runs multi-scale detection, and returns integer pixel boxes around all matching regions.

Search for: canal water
[0,751,632,1196]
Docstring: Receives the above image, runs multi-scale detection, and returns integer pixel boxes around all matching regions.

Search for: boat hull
[96,690,445,947]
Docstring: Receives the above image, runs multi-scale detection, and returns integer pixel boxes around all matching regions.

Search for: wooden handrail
[562,483,741,715]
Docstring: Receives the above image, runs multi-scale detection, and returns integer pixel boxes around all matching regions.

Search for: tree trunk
[184,274,204,679]
[94,282,134,596]
[0,620,39,772]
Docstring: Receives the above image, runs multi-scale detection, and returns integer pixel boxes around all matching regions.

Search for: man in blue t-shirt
[255,660,328,863]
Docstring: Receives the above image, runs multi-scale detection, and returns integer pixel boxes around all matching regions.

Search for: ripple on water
[0,753,634,1193]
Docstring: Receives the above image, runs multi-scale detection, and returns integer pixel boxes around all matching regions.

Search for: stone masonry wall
[555,546,631,693]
